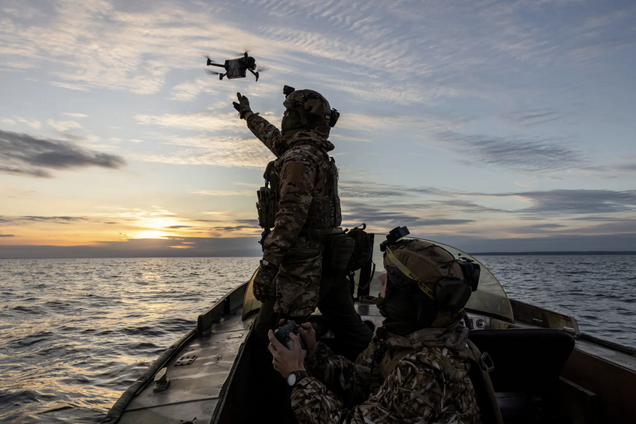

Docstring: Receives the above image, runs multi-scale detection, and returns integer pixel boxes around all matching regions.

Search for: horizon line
[2,250,636,260]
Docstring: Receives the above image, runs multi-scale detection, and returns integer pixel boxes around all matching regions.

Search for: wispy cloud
[0,129,126,177]
[511,189,636,215]
[138,134,271,168]
[47,119,83,132]
[192,189,254,196]
[0,216,87,225]
[135,111,244,132]
[435,131,584,173]
[504,108,563,127]
[0,116,41,129]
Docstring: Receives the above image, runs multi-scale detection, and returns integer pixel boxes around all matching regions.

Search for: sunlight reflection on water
[0,257,258,423]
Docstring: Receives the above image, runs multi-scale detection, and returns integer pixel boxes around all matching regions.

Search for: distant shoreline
[2,251,636,259]
[472,251,636,256]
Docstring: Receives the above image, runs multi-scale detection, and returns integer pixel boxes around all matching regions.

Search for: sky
[1,0,635,258]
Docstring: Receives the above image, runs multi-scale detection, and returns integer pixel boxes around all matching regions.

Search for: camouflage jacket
[247,114,338,265]
[291,325,483,424]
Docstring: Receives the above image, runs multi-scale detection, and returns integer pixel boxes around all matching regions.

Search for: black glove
[253,260,278,302]
[232,92,252,119]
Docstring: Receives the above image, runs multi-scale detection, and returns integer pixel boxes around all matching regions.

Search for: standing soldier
[233,86,372,358]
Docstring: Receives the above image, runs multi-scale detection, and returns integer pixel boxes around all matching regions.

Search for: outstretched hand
[232,92,252,119]
[268,330,305,379]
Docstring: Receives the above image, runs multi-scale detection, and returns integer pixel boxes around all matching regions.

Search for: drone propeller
[206,70,222,75]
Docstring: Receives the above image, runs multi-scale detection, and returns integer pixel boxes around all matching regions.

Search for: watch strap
[288,370,309,387]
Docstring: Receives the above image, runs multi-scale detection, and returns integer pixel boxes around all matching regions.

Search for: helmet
[377,227,480,332]
[281,87,339,138]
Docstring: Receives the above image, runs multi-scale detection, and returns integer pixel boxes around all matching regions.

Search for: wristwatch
[286,370,309,387]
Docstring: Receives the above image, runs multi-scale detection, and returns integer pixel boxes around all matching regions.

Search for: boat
[101,234,636,424]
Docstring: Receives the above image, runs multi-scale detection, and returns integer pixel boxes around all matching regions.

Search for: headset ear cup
[329,108,340,127]
[434,279,472,310]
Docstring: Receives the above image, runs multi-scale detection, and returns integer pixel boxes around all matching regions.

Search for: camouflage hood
[382,320,469,352]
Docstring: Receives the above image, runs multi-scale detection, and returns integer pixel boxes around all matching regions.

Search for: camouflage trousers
[255,237,373,360]
[273,242,323,318]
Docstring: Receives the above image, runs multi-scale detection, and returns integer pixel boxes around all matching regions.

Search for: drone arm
[208,62,225,68]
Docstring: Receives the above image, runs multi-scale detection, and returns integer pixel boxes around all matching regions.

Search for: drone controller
[274,320,306,352]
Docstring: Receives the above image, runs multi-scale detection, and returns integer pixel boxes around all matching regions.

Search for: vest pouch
[325,233,356,274]
[348,225,373,271]
[256,186,276,229]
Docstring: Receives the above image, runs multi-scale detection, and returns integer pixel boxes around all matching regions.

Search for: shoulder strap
[464,340,504,424]
[379,346,415,380]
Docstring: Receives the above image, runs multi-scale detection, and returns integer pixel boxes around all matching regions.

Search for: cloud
[168,78,219,102]
[208,219,261,234]
[138,134,271,168]
[63,113,88,118]
[47,119,83,132]
[511,189,636,215]
[0,129,126,177]
[435,131,584,172]
[1,117,42,129]
[341,201,475,233]
[193,189,255,196]
[340,181,448,202]
[0,216,87,225]
[504,108,563,127]
[135,111,244,132]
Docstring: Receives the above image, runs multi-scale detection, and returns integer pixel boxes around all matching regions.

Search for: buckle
[480,351,495,373]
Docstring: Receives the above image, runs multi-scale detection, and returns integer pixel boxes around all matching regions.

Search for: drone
[205,52,260,81]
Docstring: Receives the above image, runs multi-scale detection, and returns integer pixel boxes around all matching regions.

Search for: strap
[464,340,504,424]
[379,347,415,380]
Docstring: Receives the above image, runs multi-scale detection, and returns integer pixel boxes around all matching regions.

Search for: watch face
[287,372,297,386]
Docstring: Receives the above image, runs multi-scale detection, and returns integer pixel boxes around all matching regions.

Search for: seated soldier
[268,234,502,424]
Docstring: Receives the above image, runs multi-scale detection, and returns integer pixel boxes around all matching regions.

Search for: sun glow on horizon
[135,230,170,239]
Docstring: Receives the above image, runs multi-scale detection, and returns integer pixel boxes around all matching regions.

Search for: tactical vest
[256,142,341,233]
[379,340,504,424]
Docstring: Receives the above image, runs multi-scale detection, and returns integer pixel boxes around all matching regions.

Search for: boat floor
[115,312,253,424]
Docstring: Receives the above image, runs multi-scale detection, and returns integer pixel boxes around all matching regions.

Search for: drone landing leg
[219,73,225,80]
[248,69,259,82]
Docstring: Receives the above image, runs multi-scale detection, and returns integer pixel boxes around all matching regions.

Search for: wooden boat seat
[468,328,575,423]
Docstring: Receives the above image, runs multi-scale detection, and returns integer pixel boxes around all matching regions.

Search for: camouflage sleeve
[293,352,481,424]
[262,149,318,264]
[304,342,370,406]
[246,113,285,157]
[290,377,347,423]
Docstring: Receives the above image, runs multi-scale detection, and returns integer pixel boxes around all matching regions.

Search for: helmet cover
[379,239,470,331]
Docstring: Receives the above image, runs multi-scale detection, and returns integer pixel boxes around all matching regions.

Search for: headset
[379,226,480,325]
